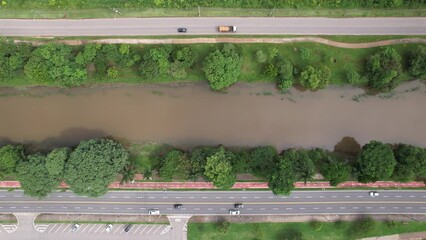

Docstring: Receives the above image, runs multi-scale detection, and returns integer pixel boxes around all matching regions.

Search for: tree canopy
[203,146,236,189]
[249,146,278,179]
[46,147,70,181]
[64,139,129,197]
[276,59,294,91]
[268,151,296,195]
[203,44,242,91]
[159,149,190,181]
[16,154,56,198]
[299,65,331,90]
[366,47,402,92]
[392,144,426,182]
[24,43,87,87]
[0,145,22,179]
[356,140,396,183]
[408,45,426,78]
[0,39,32,79]
[322,157,351,186]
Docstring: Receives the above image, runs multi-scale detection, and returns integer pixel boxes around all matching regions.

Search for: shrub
[107,67,119,78]
[346,69,362,85]
[300,48,311,60]
[366,47,402,92]
[311,220,323,231]
[255,50,267,63]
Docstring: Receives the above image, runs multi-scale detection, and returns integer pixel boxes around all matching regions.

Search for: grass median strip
[34,220,168,224]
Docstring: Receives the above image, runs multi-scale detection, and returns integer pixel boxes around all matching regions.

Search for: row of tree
[0,139,128,198]
[0,139,424,197]
[1,40,425,92]
[155,141,426,195]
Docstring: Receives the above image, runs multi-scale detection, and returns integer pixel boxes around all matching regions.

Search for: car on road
[177,28,187,33]
[174,204,183,210]
[229,209,240,215]
[106,224,113,232]
[71,223,80,232]
[234,203,244,208]
[124,224,133,232]
[149,209,161,215]
[369,191,379,197]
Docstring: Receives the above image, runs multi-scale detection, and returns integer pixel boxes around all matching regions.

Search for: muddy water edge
[0,81,425,151]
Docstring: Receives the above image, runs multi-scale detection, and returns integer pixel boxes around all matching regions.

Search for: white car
[105,224,113,232]
[369,191,379,197]
[149,209,160,215]
[229,209,240,215]
[71,223,80,232]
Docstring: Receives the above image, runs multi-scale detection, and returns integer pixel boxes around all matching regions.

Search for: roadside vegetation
[1,138,425,198]
[1,39,425,93]
[188,218,426,240]
[0,0,424,18]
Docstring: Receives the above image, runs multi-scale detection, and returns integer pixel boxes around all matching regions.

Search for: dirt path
[14,37,426,48]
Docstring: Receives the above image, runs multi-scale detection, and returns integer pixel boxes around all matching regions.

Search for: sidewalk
[0,180,424,190]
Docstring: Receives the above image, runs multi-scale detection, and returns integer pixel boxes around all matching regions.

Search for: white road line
[127,208,133,210]
[242,197,247,199]
[260,208,266,210]
[409,196,416,198]
[110,196,117,198]
[357,196,364,198]
[254,197,260,199]
[120,227,126,234]
[136,196,143,198]
[23,206,29,209]
[353,207,359,209]
[345,196,350,198]
[69,195,76,198]
[207,208,213,211]
[247,208,253,210]
[319,196,324,198]
[162,197,168,199]
[61,225,68,233]
[113,225,121,234]
[101,207,106,210]
[124,196,130,198]
[113,207,120,210]
[189,197,194,199]
[395,196,402,198]
[75,207,80,209]
[57,196,63,198]
[229,197,234,199]
[331,196,337,198]
[383,196,389,198]
[293,196,300,199]
[273,208,279,210]
[326,207,332,210]
[48,224,57,233]
[62,207,68,209]
[13,195,21,198]
[146,225,156,234]
[215,197,221,199]
[366,207,372,209]
[406,207,413,209]
[140,225,149,234]
[175,197,181,199]
[10,207,15,209]
[313,207,319,210]
[133,225,142,234]
[0,196,4,198]
[339,207,346,209]
[306,196,312,198]
[281,196,287,198]
[194,208,200,210]
[379,207,386,209]
[87,224,97,233]
[152,225,163,234]
[202,197,207,199]
[54,224,63,233]
[286,208,293,210]
[80,224,90,233]
[420,207,426,210]
[94,225,102,233]
[268,197,274,199]
[300,208,306,210]
[87,207,93,210]
[220,208,226,210]
[393,207,399,209]
[36,206,41,209]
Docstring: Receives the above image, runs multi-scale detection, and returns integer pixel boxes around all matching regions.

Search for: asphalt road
[0,190,425,215]
[0,17,425,36]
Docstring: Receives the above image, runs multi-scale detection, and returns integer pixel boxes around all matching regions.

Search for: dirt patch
[0,214,17,223]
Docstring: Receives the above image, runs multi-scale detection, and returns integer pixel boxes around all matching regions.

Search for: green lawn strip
[0,220,18,224]
[188,221,426,240]
[34,220,168,224]
[0,7,425,19]
[9,35,426,42]
[1,42,423,88]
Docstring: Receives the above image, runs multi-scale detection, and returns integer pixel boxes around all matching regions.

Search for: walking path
[0,180,424,190]
[14,37,426,49]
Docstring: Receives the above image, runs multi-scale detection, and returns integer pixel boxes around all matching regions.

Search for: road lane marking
[286,208,293,210]
[339,207,346,209]
[313,207,319,210]
[353,207,359,209]
[242,197,247,199]
[260,208,266,210]
[247,208,253,210]
[393,207,399,209]
[406,207,413,209]
[189,197,194,199]
[300,208,306,210]
[124,196,130,198]
[194,208,200,210]
[379,207,386,209]
[326,207,332,210]
[202,197,207,199]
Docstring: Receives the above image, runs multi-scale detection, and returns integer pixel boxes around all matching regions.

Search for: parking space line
[113,225,121,234]
[48,224,57,233]
[80,224,91,233]
[133,225,142,234]
[140,225,149,234]
[61,225,68,233]
[146,225,156,234]
[152,225,163,234]
[54,224,64,233]
[87,224,97,233]
[94,225,102,234]
[120,226,126,234]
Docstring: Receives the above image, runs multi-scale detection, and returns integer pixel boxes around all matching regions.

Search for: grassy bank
[0,7,425,19]
[188,221,426,240]
[1,42,424,88]
[34,220,168,224]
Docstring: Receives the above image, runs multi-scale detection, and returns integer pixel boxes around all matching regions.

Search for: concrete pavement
[0,17,425,36]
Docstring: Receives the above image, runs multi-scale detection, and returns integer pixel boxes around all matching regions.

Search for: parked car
[124,224,133,232]
[177,28,187,33]
[234,203,244,209]
[105,224,113,233]
[174,204,183,210]
[369,191,379,197]
[229,209,240,215]
[149,209,160,215]
[71,223,80,232]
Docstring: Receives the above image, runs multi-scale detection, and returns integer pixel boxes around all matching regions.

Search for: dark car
[177,28,187,33]
[234,203,244,209]
[124,224,133,232]
[174,204,183,210]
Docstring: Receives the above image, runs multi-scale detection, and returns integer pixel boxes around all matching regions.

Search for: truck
[218,26,237,32]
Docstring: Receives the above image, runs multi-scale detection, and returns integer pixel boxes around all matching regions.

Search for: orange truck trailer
[218,26,237,32]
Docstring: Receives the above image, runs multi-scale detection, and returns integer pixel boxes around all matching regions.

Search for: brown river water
[0,81,425,151]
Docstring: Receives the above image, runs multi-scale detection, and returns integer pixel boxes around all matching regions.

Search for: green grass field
[188,221,426,240]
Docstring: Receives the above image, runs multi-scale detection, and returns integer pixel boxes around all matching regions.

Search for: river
[0,81,425,151]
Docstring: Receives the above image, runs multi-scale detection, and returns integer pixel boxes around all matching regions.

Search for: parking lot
[0,224,18,234]
[35,223,171,235]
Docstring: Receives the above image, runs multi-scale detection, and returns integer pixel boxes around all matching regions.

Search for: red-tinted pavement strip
[0,181,424,190]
